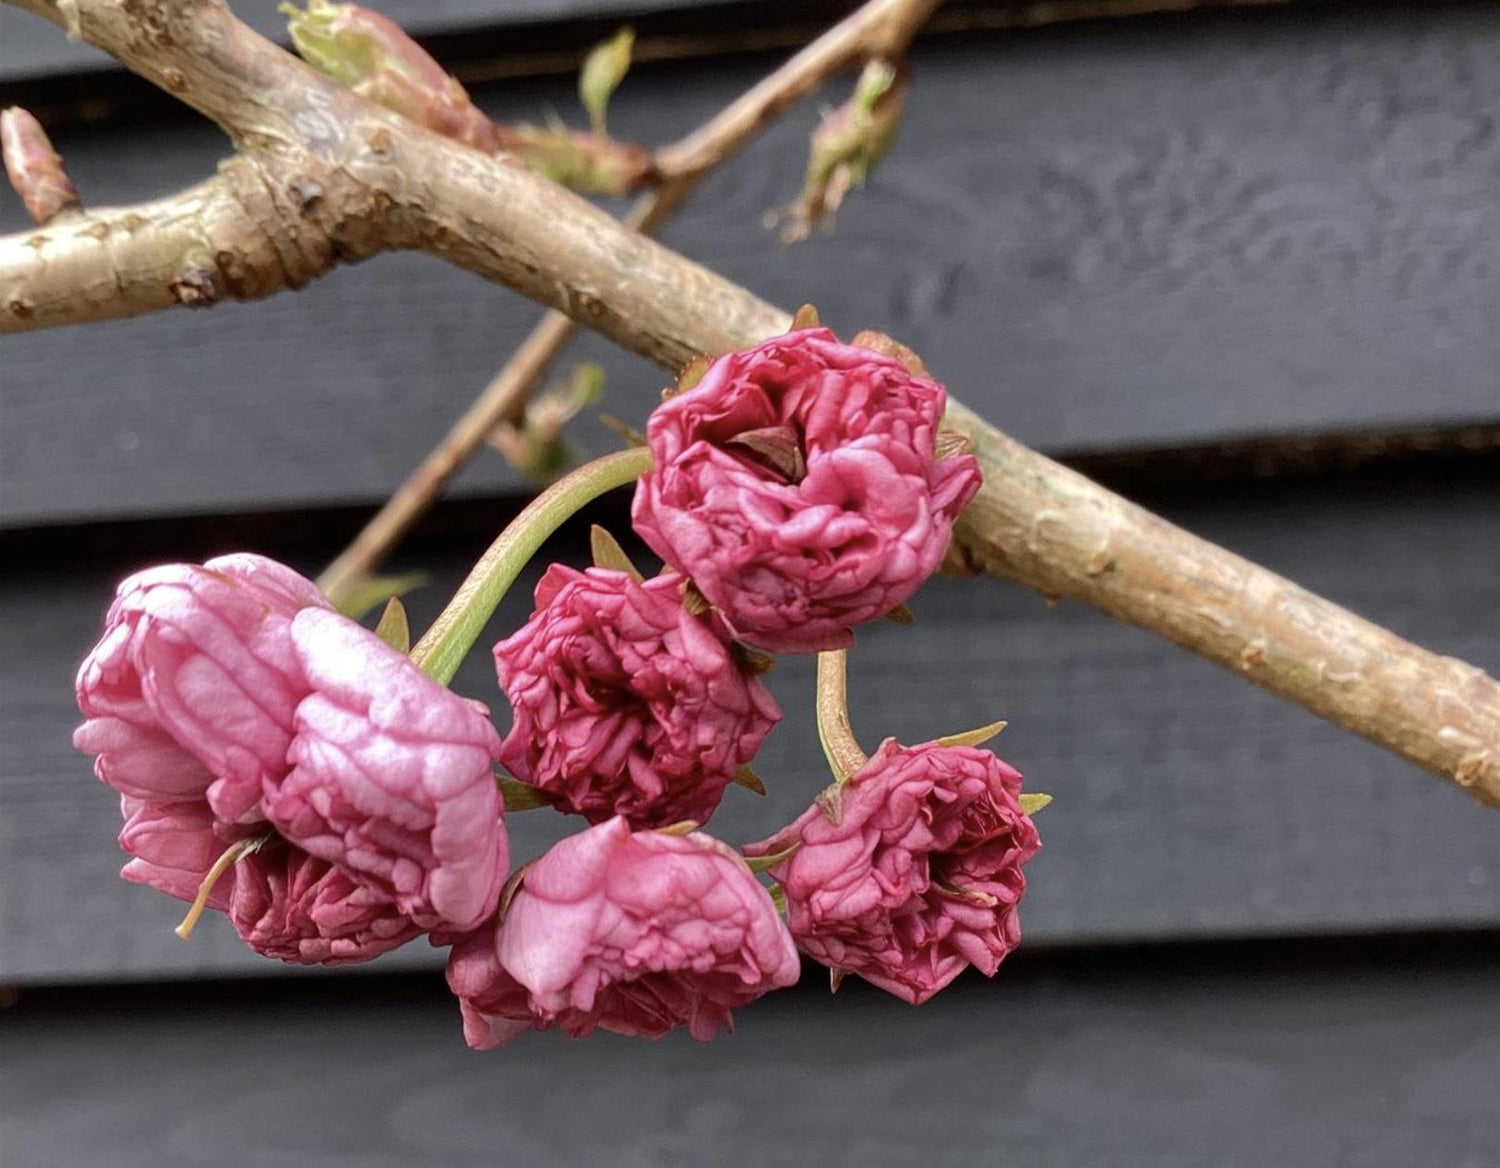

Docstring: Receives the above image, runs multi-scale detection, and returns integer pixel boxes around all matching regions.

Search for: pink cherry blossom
[117,795,420,964]
[118,796,236,911]
[229,843,423,965]
[74,554,329,823]
[747,739,1040,1004]
[493,565,779,828]
[631,327,981,653]
[267,607,508,933]
[446,818,800,1047]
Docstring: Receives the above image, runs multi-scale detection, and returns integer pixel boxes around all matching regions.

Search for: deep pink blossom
[446,817,800,1047]
[117,796,420,964]
[747,739,1040,1004]
[493,565,780,828]
[267,607,508,933]
[631,327,982,653]
[74,554,329,823]
[229,844,423,965]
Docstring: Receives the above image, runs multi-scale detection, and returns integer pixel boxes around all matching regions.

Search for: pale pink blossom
[446,818,800,1047]
[74,554,329,823]
[267,607,508,933]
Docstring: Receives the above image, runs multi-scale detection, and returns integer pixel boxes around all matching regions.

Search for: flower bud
[772,60,907,243]
[496,121,656,197]
[1,107,79,225]
[282,1,500,151]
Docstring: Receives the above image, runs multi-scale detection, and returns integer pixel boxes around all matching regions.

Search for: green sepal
[333,570,429,621]
[374,596,411,654]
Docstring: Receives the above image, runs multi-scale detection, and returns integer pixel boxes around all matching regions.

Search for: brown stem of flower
[316,0,938,608]
[5,0,1498,806]
[173,834,267,940]
[816,649,869,782]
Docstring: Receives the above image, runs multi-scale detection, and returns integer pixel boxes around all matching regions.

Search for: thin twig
[4,0,1497,804]
[316,0,939,603]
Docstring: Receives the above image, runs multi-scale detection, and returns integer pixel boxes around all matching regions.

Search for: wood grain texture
[4,938,1499,1166]
[0,0,774,83]
[3,4,1498,525]
[4,467,1496,983]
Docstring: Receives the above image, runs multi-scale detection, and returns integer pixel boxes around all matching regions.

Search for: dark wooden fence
[1,2,1496,1163]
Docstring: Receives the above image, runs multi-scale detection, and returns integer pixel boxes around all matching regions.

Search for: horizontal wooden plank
[3,464,1497,983]
[5,936,1499,1166]
[0,0,781,84]
[3,3,1499,526]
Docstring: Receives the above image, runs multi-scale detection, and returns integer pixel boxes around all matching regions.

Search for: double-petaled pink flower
[118,796,421,963]
[747,739,1040,1004]
[75,554,509,959]
[270,607,506,933]
[446,817,800,1047]
[493,564,780,828]
[631,326,982,653]
[75,553,328,824]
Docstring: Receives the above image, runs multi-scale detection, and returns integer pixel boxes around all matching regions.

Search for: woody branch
[2,0,1496,805]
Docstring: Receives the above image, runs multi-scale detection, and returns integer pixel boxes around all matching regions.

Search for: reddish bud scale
[1,107,79,224]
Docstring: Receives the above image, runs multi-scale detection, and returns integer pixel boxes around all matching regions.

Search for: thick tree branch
[317,0,938,602]
[0,159,337,326]
[4,0,1497,804]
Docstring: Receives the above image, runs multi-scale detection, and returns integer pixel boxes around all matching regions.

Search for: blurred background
[1,0,1497,1163]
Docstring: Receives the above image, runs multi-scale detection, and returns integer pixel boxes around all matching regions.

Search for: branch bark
[4,0,1498,805]
[316,0,939,602]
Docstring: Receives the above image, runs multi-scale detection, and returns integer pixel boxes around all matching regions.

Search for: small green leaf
[741,841,799,873]
[333,570,429,621]
[590,525,644,582]
[934,720,1008,749]
[884,603,915,625]
[768,883,788,914]
[732,764,767,796]
[579,26,634,136]
[1019,792,1054,815]
[655,819,701,837]
[668,354,711,397]
[374,596,411,653]
[496,775,553,812]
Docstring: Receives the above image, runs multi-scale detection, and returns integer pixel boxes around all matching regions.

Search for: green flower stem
[815,648,869,782]
[410,446,653,685]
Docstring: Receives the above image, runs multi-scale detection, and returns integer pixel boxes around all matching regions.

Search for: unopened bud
[497,120,656,197]
[282,1,500,151]
[490,362,606,485]
[770,60,907,244]
[1,107,80,225]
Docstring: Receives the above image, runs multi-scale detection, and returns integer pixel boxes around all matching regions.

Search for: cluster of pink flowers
[74,325,1042,1046]
[75,554,506,960]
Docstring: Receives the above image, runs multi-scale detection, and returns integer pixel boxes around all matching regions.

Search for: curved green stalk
[410,446,652,684]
